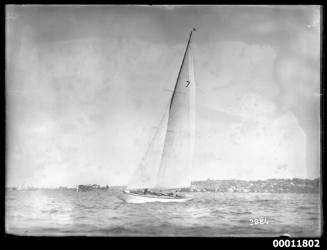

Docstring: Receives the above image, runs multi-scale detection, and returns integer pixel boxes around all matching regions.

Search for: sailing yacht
[122,29,196,203]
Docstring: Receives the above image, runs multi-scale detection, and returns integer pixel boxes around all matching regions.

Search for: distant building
[76,184,109,192]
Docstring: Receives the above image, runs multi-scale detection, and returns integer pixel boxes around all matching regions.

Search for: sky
[6,5,321,187]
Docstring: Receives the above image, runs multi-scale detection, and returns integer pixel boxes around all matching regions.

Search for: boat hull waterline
[122,190,192,203]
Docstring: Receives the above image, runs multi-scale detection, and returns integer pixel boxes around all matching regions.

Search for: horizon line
[6,177,320,188]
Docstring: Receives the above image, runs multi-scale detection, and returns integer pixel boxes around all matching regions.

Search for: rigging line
[155,29,196,189]
[168,28,196,110]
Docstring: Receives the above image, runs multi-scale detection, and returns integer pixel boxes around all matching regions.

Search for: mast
[127,28,197,190]
[169,28,196,109]
[155,28,196,189]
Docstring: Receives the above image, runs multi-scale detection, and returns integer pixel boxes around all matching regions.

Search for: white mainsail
[155,33,196,189]
[127,29,196,191]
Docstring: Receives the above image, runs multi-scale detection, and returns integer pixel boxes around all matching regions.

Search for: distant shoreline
[6,178,320,193]
[187,178,320,193]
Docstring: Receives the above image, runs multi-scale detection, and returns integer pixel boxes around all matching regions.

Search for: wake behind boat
[121,28,197,203]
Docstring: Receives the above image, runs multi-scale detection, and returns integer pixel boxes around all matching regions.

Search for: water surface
[6,190,321,236]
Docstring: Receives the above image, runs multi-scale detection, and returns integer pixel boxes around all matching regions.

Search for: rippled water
[5,190,321,236]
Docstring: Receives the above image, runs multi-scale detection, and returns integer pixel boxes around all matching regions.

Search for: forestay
[155,33,196,189]
[127,29,196,190]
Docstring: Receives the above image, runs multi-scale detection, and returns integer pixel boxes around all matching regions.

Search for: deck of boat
[122,190,192,203]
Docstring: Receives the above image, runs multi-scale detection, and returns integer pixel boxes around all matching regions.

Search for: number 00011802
[273,239,320,247]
